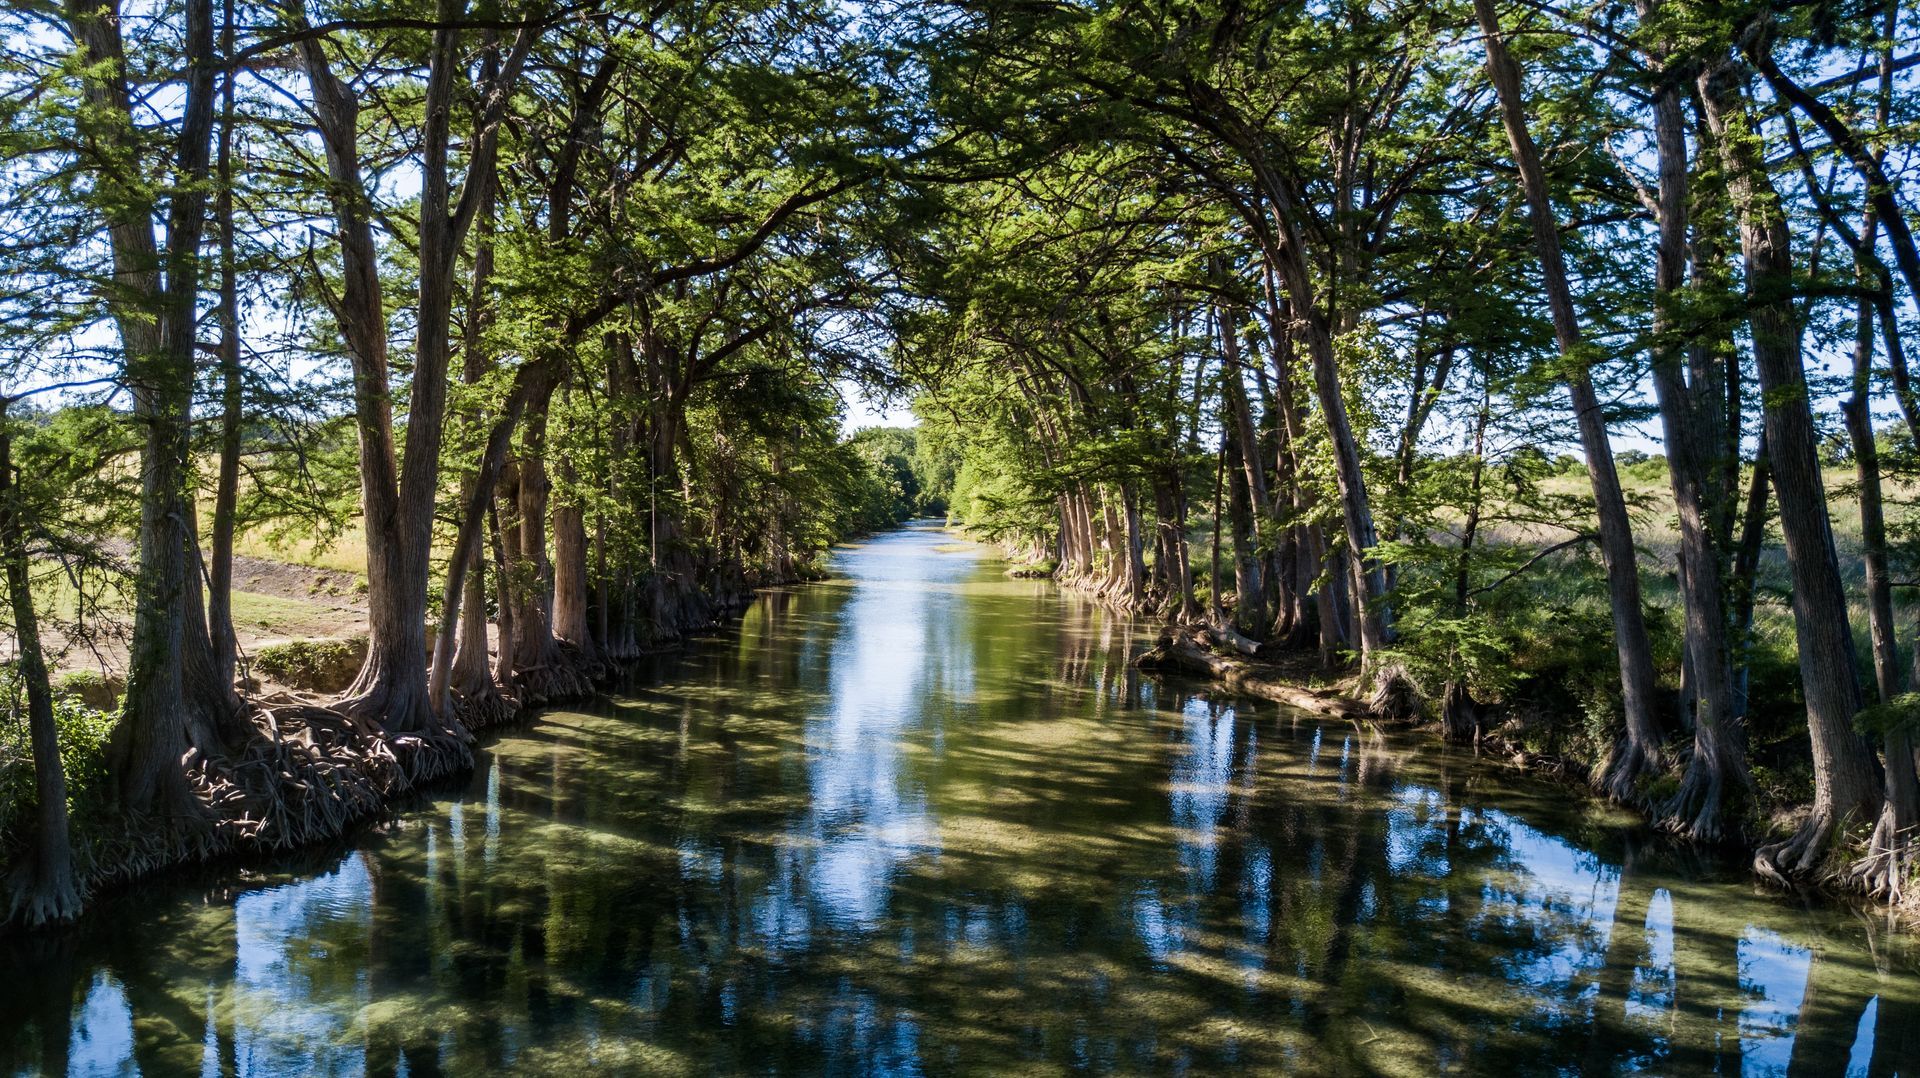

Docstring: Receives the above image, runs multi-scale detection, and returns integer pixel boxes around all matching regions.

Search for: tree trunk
[1228,154,1392,659]
[1843,217,1919,901]
[1219,315,1270,633]
[0,416,81,925]
[1727,438,1771,724]
[207,4,242,695]
[552,453,597,665]
[67,0,237,816]
[1209,438,1226,625]
[1153,474,1198,621]
[1638,13,1747,839]
[1224,422,1263,632]
[1123,485,1147,607]
[1443,376,1492,745]
[296,23,429,737]
[1257,274,1310,642]
[1474,0,1664,801]
[1697,56,1881,881]
[508,377,591,705]
[432,372,540,721]
[489,495,517,689]
[295,0,527,744]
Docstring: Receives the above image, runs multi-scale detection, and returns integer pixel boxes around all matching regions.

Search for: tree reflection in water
[2,523,1916,1076]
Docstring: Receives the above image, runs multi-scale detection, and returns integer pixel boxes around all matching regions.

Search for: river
[3,522,1917,1075]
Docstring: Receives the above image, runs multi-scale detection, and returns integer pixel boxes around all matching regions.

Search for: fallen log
[1135,629,1371,721]
[1204,623,1262,657]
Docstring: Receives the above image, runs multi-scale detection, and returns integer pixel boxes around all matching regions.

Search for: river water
[3,522,1917,1075]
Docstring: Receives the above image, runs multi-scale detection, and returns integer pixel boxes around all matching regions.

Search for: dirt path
[21,546,369,681]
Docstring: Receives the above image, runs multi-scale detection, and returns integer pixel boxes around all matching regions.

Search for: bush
[53,669,120,712]
[1622,453,1669,482]
[252,636,368,693]
[0,666,117,851]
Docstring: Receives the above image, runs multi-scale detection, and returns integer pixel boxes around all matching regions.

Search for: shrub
[52,669,120,712]
[0,665,117,852]
[252,636,368,693]
[1622,453,1670,482]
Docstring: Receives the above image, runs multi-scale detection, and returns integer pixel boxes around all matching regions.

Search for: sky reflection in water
[4,522,1919,1076]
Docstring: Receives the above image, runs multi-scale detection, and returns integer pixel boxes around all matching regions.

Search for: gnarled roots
[18,692,468,923]
[1440,681,1478,745]
[1753,807,1851,889]
[1842,804,1916,904]
[1597,737,1662,806]
[5,852,82,929]
[1657,750,1731,845]
[1366,663,1422,723]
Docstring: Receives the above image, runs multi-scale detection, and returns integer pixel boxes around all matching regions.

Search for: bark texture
[1474,0,1664,801]
[1697,56,1881,881]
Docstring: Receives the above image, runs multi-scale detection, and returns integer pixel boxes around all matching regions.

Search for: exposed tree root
[1842,804,1915,904]
[1657,749,1730,844]
[5,851,83,928]
[1754,807,1847,888]
[1365,662,1422,722]
[511,647,597,707]
[387,729,473,788]
[1053,567,1156,614]
[3,567,796,928]
[1596,736,1662,806]
[6,693,426,927]
[646,573,715,647]
[451,682,521,733]
[1439,681,1478,745]
[600,619,647,662]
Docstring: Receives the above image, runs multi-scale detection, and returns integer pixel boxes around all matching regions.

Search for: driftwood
[1135,627,1371,721]
[1204,623,1262,657]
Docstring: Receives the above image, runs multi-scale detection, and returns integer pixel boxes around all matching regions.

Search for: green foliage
[0,664,116,852]
[849,427,923,526]
[0,0,1904,902]
[1614,451,1670,483]
[1855,694,1920,740]
[253,637,368,693]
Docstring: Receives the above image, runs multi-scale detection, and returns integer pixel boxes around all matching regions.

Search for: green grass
[229,591,359,640]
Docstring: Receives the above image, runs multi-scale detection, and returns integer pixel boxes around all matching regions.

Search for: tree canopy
[3,0,1920,923]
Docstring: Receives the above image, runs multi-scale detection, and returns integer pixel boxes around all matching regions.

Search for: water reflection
[3,523,1919,1075]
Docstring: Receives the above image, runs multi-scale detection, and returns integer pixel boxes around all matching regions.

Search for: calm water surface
[5,523,1919,1075]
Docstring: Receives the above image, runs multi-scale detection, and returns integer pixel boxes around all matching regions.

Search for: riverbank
[1133,623,1917,922]
[2,565,806,932]
[9,522,1911,1075]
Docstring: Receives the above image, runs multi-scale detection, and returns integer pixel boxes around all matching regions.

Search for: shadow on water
[4,520,1920,1075]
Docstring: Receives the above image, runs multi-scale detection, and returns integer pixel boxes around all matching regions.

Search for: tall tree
[1695,47,1880,880]
[64,0,243,816]
[1473,0,1665,801]
[294,0,531,751]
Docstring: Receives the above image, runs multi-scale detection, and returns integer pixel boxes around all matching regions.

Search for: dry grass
[232,525,370,577]
[19,556,367,679]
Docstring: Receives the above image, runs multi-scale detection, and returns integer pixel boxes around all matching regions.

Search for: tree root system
[7,569,793,929]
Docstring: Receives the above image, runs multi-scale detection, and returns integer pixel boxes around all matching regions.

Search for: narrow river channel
[4,522,1918,1075]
